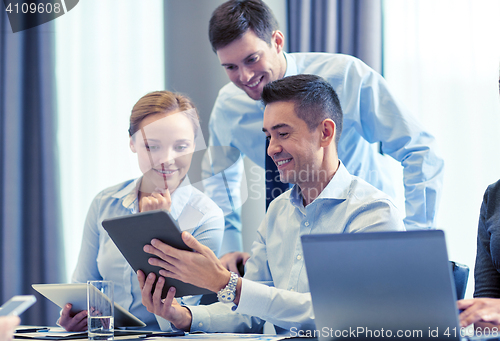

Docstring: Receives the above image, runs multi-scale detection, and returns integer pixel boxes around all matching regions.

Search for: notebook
[301,230,468,341]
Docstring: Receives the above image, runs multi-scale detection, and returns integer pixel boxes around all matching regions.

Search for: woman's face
[130,111,196,193]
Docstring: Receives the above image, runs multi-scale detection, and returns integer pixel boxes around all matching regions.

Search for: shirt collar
[112,178,141,210]
[289,161,351,208]
[283,52,298,78]
[110,176,193,219]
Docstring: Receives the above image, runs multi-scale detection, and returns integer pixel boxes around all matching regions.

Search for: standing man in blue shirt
[138,74,405,334]
[203,0,443,271]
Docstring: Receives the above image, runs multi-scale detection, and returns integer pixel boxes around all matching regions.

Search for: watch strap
[217,271,238,303]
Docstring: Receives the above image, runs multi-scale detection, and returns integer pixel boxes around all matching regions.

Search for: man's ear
[320,119,336,147]
[129,136,136,153]
[272,30,285,54]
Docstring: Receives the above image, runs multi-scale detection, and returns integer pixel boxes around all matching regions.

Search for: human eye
[265,135,271,141]
[247,55,259,64]
[145,144,159,151]
[174,142,193,152]
[224,65,237,71]
[278,132,289,138]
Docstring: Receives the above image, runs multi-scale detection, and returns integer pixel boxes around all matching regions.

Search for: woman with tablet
[58,91,224,331]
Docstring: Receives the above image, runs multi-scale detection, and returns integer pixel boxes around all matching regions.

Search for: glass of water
[87,280,114,341]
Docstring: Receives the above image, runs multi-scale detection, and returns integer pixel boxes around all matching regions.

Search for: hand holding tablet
[31,283,145,328]
[101,209,211,298]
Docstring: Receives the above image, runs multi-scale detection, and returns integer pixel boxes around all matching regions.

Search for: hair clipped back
[261,74,343,146]
[209,0,279,52]
[129,91,199,137]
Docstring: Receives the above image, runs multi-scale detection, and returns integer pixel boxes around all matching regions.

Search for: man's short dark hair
[261,74,343,146]
[209,0,279,52]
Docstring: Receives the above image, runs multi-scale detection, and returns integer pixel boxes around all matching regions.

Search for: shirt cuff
[188,305,213,332]
[234,278,272,318]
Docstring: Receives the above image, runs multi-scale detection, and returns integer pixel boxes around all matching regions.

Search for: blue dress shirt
[203,52,443,256]
[72,177,224,330]
[189,162,405,334]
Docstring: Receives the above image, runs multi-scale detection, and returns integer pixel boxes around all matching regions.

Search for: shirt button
[304,221,309,227]
[297,254,302,260]
[198,322,203,328]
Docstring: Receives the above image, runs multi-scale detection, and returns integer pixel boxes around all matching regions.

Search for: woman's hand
[458,298,500,327]
[140,188,172,212]
[0,316,20,341]
[57,303,88,332]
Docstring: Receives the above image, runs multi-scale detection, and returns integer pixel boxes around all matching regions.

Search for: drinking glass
[87,280,114,341]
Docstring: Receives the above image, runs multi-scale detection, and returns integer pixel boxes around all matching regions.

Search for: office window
[55,1,165,280]
[384,0,500,297]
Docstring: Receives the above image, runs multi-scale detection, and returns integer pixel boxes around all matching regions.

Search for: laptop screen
[301,230,461,341]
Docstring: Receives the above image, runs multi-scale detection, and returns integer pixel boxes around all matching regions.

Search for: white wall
[384,0,500,298]
[56,0,165,279]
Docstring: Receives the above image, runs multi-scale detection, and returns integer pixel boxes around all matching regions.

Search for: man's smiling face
[216,29,286,100]
[262,101,322,187]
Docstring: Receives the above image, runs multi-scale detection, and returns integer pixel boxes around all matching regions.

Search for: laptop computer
[301,230,477,341]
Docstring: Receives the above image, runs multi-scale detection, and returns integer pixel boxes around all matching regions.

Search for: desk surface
[15,327,287,341]
[159,334,285,340]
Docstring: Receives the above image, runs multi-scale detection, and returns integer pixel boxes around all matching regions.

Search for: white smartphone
[0,295,36,316]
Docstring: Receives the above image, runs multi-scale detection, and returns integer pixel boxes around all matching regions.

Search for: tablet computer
[101,209,211,298]
[0,295,36,316]
[31,283,146,328]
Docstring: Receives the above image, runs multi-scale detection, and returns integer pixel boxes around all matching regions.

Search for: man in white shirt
[137,74,405,334]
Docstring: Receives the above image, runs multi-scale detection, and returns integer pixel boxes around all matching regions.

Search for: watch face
[219,290,235,303]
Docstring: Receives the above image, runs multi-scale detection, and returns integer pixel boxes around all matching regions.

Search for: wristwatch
[217,271,239,303]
